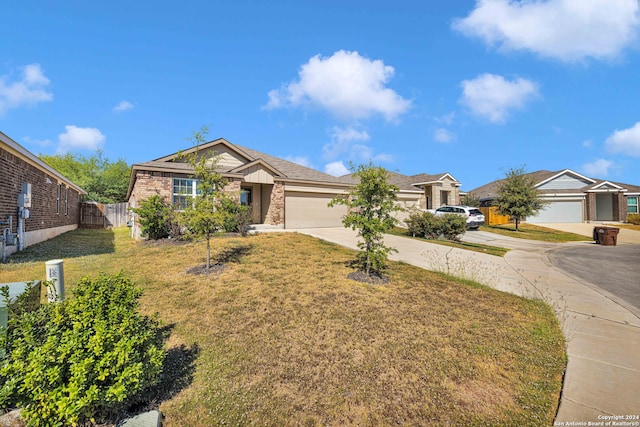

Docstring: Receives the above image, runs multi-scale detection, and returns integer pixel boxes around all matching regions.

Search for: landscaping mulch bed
[186,263,227,275]
[347,270,390,284]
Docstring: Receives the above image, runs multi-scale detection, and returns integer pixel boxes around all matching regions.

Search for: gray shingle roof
[338,171,457,192]
[468,169,640,199]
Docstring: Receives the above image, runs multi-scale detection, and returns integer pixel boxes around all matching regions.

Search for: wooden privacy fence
[80,202,129,228]
[479,206,510,226]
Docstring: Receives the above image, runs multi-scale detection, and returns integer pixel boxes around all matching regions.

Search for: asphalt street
[549,243,640,314]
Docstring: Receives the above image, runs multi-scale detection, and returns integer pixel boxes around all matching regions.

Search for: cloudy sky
[2,1,640,190]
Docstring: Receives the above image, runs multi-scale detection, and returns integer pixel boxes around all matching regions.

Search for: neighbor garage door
[527,201,583,223]
[284,192,347,229]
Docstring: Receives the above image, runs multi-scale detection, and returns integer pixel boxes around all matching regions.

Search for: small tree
[130,194,174,240]
[329,163,402,277]
[460,193,481,207]
[178,126,231,272]
[494,166,546,231]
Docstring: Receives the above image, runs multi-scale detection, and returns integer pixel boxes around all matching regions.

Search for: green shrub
[0,273,165,426]
[404,210,467,241]
[220,198,253,236]
[439,213,467,241]
[131,195,175,240]
[628,213,640,225]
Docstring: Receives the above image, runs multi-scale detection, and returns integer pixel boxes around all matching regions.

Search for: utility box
[19,182,32,208]
[45,259,65,301]
[0,281,42,331]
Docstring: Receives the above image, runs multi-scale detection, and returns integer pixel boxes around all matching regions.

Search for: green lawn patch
[0,228,566,426]
[389,227,509,257]
[480,223,590,242]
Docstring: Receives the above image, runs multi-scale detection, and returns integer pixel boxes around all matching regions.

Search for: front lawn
[1,228,566,426]
[480,223,590,242]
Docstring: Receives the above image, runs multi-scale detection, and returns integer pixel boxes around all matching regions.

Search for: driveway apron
[296,227,640,424]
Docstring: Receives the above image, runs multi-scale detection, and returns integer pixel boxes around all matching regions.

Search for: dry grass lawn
[0,228,566,426]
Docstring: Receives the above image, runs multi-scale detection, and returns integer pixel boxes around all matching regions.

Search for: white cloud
[57,125,106,153]
[434,128,456,143]
[22,136,52,147]
[460,73,539,123]
[582,158,614,177]
[263,50,411,121]
[435,112,456,125]
[113,100,134,112]
[582,139,593,148]
[453,0,640,62]
[323,126,370,159]
[605,122,640,157]
[285,155,314,168]
[0,64,53,115]
[324,161,350,176]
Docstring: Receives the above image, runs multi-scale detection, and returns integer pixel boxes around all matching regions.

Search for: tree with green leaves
[130,194,174,240]
[39,151,131,203]
[494,166,547,231]
[177,126,231,272]
[460,193,481,207]
[329,163,402,279]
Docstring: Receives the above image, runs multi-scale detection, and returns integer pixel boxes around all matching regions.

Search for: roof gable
[589,181,625,191]
[154,138,254,166]
[536,169,595,190]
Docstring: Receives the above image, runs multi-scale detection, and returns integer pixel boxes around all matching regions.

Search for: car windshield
[469,209,482,215]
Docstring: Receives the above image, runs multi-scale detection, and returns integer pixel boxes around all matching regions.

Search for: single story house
[468,169,640,223]
[126,138,462,236]
[1,131,86,259]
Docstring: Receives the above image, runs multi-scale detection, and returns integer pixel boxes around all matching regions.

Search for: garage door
[528,201,583,223]
[285,192,347,229]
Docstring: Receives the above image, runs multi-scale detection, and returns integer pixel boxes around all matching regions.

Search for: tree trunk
[515,218,520,231]
[206,237,211,274]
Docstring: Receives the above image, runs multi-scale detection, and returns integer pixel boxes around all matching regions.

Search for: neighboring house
[469,169,640,223]
[1,131,86,259]
[338,171,462,222]
[126,138,462,236]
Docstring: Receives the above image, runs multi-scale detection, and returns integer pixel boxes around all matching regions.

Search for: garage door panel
[285,192,347,229]
[528,201,583,223]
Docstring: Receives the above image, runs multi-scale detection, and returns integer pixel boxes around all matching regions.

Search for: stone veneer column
[266,182,284,225]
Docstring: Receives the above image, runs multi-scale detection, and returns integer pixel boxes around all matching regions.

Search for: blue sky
[2,0,640,190]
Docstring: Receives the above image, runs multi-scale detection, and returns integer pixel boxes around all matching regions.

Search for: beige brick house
[126,138,462,235]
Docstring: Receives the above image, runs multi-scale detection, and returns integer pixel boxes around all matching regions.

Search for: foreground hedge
[0,273,165,426]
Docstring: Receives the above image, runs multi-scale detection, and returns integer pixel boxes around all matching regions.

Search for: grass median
[1,228,566,426]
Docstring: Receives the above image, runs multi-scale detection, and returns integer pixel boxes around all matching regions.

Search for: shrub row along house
[1,131,86,260]
[126,138,462,237]
[470,169,640,223]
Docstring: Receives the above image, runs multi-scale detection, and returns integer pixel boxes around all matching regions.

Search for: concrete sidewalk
[296,227,640,425]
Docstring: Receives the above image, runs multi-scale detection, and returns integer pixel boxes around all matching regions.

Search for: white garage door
[285,192,347,229]
[528,201,583,223]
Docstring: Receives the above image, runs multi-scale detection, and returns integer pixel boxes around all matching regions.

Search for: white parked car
[434,205,485,229]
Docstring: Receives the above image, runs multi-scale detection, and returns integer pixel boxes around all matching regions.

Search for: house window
[65,187,69,215]
[240,187,252,207]
[628,196,638,214]
[56,184,61,214]
[173,178,199,210]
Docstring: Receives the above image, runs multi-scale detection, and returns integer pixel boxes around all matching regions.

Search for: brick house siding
[1,145,81,236]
